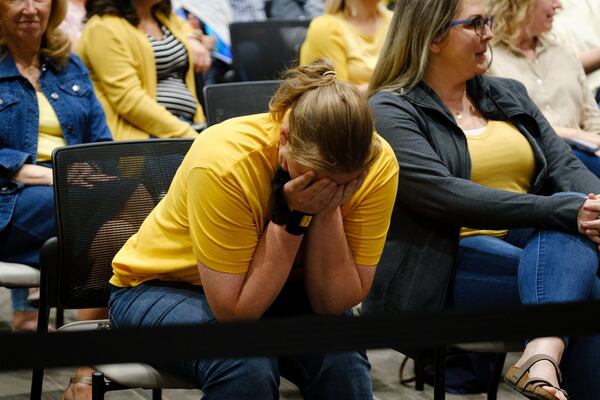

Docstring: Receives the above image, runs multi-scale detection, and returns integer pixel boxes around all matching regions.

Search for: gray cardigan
[363,74,600,314]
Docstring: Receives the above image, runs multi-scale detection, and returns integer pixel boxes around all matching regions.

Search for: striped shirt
[147,26,197,122]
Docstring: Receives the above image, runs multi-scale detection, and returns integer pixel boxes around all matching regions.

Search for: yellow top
[111,113,399,287]
[36,92,65,162]
[299,6,392,85]
[460,121,535,238]
[78,13,204,141]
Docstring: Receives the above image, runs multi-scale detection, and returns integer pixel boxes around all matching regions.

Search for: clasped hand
[282,170,367,215]
[578,193,600,249]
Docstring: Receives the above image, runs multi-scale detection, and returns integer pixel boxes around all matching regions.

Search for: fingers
[340,170,368,204]
[286,170,316,192]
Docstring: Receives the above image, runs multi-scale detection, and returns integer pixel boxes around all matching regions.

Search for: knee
[200,356,278,398]
[322,350,371,378]
[227,357,278,385]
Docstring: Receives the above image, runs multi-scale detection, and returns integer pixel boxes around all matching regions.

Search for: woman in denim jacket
[0,0,111,332]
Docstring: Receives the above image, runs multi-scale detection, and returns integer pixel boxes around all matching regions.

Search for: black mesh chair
[230,19,310,81]
[203,80,280,126]
[30,139,196,400]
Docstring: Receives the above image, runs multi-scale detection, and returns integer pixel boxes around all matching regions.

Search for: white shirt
[552,0,600,93]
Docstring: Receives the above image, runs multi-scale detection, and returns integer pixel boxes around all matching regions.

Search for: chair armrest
[39,236,59,309]
[0,261,40,287]
[58,319,111,332]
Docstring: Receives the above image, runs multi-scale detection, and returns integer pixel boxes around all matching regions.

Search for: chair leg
[30,289,51,400]
[414,353,425,391]
[30,369,44,400]
[487,352,507,400]
[434,347,446,400]
[92,372,106,400]
[152,388,162,400]
[55,305,64,328]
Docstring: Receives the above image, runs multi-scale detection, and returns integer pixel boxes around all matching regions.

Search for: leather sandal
[504,354,569,400]
[61,376,93,400]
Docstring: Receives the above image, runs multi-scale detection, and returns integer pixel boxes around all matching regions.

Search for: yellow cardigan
[78,13,204,140]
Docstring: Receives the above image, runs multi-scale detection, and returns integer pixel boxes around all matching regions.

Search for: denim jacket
[0,51,112,232]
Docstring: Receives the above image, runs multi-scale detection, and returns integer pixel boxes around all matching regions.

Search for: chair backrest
[51,139,194,309]
[203,80,280,126]
[230,19,310,81]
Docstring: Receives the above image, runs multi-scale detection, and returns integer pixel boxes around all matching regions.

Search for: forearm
[0,149,32,186]
[553,126,600,146]
[579,47,600,75]
[303,208,365,315]
[218,223,303,320]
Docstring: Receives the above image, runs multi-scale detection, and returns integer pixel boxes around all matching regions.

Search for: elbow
[210,303,264,322]
[310,288,364,316]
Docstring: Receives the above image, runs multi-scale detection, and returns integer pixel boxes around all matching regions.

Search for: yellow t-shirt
[299,6,392,85]
[36,92,66,162]
[111,113,399,287]
[460,120,536,238]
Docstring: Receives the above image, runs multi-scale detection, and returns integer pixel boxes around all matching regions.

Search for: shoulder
[543,38,582,64]
[307,13,344,35]
[186,113,278,177]
[63,53,88,73]
[478,75,540,115]
[369,90,418,116]
[158,11,186,31]
[480,75,527,93]
[85,14,129,29]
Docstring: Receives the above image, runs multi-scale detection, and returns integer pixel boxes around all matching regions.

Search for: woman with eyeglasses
[365,0,600,399]
[487,0,600,178]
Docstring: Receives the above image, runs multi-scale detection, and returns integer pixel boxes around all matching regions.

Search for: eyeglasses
[449,15,494,37]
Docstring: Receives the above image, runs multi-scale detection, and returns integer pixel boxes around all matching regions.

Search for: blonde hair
[487,0,539,51]
[368,0,460,96]
[270,59,380,173]
[325,0,344,13]
[0,0,70,67]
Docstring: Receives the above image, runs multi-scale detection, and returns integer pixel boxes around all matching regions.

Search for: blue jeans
[572,148,600,178]
[109,281,373,399]
[451,227,600,399]
[0,184,55,312]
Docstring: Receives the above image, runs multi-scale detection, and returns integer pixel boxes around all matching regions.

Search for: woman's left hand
[188,36,212,73]
[320,171,368,214]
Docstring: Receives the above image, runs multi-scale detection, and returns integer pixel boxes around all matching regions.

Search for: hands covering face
[281,170,367,215]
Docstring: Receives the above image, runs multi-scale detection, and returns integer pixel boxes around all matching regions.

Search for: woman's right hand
[12,164,53,186]
[283,171,339,215]
[578,193,600,248]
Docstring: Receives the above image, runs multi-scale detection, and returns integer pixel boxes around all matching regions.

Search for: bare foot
[12,311,55,332]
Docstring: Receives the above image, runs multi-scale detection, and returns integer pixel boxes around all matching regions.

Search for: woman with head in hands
[108,59,398,399]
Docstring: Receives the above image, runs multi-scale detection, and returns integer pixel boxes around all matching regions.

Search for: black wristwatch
[271,168,313,235]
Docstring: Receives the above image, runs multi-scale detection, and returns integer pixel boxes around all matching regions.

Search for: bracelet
[270,168,312,235]
[285,210,313,236]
